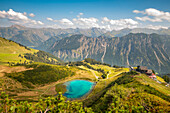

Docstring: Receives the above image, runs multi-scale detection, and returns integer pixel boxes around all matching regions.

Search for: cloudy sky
[0,0,170,31]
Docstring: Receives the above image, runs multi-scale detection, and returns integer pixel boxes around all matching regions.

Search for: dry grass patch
[0,65,33,76]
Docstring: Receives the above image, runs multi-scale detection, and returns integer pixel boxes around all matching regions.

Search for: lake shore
[60,80,96,100]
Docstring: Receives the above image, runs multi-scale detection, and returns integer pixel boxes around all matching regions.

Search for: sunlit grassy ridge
[78,65,102,78]
[156,75,166,83]
[84,71,170,112]
[87,63,129,78]
[0,37,62,65]
[0,37,37,54]
[0,37,37,64]
[135,74,170,95]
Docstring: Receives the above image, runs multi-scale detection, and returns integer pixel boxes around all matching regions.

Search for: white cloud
[146,25,168,30]
[77,12,84,18]
[1,9,169,31]
[60,18,74,25]
[3,9,29,20]
[79,13,83,15]
[110,19,138,25]
[145,8,165,17]
[0,9,43,26]
[102,17,110,23]
[73,17,99,28]
[23,12,27,16]
[47,17,75,28]
[0,10,7,18]
[47,17,73,24]
[46,15,139,31]
[29,13,35,17]
[73,17,138,30]
[37,21,44,25]
[135,16,162,22]
[133,8,170,22]
[47,17,53,21]
[133,10,144,14]
[101,17,138,30]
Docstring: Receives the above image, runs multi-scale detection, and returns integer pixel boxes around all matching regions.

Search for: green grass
[87,72,170,113]
[0,37,37,54]
[135,74,170,96]
[156,75,166,83]
[0,37,38,65]
[78,65,102,77]
[87,63,129,78]
[0,53,29,63]
[0,37,62,65]
[55,83,67,93]
[5,64,75,88]
[84,74,124,107]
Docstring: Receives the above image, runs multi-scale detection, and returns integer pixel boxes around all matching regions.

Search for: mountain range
[103,28,170,38]
[1,25,170,46]
[39,33,170,74]
[0,25,170,74]
[0,25,107,46]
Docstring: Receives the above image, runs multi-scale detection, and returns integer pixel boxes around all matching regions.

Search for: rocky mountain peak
[10,24,26,29]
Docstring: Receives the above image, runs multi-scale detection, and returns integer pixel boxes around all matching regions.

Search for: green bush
[6,65,75,88]
[0,92,93,113]
[55,83,67,93]
[24,50,62,64]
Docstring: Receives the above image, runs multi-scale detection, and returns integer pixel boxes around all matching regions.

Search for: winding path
[90,69,98,80]
[106,71,111,79]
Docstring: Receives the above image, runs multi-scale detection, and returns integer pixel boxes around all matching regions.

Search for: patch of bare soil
[0,65,33,77]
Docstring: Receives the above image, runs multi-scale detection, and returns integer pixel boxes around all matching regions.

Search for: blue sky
[0,0,170,30]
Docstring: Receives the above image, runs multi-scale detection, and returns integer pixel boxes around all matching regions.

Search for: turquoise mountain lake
[63,80,94,98]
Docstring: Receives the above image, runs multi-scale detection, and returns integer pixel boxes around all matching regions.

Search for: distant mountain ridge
[0,25,107,46]
[0,25,170,73]
[103,28,170,38]
[35,33,73,52]
[46,33,170,74]
[0,25,170,47]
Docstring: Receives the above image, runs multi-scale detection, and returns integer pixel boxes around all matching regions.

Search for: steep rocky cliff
[49,33,170,74]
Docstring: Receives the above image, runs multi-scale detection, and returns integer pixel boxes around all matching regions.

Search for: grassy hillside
[0,61,97,101]
[1,70,169,112]
[84,71,170,113]
[0,58,169,112]
[6,63,75,88]
[88,63,129,78]
[0,37,61,65]
[0,37,37,64]
[135,74,170,95]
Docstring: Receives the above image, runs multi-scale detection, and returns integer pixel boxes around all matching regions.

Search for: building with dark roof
[136,66,148,73]
[146,69,153,75]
